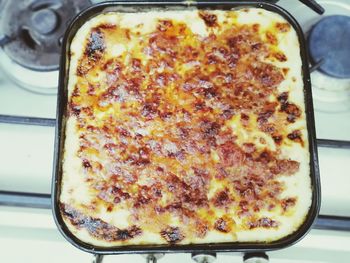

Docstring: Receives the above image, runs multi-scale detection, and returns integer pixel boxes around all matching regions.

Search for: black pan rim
[51,0,321,255]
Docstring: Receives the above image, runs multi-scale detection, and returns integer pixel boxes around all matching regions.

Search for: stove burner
[308,15,350,79]
[0,0,90,71]
[31,9,58,35]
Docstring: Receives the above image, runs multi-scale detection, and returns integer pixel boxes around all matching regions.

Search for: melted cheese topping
[60,8,311,247]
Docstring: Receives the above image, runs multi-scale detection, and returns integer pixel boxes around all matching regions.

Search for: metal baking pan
[52,0,321,255]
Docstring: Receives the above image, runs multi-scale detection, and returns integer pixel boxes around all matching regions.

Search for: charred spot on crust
[157,20,173,32]
[160,226,184,243]
[278,92,301,123]
[164,170,209,209]
[215,167,229,180]
[282,68,290,76]
[275,159,300,176]
[71,85,80,97]
[212,188,232,207]
[60,203,142,241]
[85,29,105,59]
[281,197,297,211]
[227,35,243,48]
[148,31,179,55]
[277,92,289,104]
[275,22,291,33]
[282,103,301,123]
[97,23,116,30]
[195,220,208,238]
[218,141,244,167]
[241,113,249,121]
[111,186,131,202]
[76,29,105,76]
[82,159,92,169]
[259,123,275,133]
[221,107,235,120]
[133,185,162,207]
[252,23,260,32]
[199,11,218,27]
[104,143,118,156]
[250,62,284,88]
[257,150,273,164]
[249,217,279,229]
[87,84,96,96]
[68,102,81,116]
[115,225,142,241]
[274,52,287,62]
[266,31,278,45]
[76,65,87,77]
[214,217,232,233]
[242,143,256,154]
[200,120,221,141]
[125,29,131,40]
[257,103,277,124]
[131,58,142,72]
[126,148,151,167]
[287,130,303,145]
[272,135,283,145]
[251,42,262,51]
[141,103,158,120]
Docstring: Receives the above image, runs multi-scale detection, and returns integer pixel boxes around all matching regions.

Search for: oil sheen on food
[60,8,311,246]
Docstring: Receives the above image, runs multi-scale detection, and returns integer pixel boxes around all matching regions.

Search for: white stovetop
[1,206,350,263]
[0,0,350,262]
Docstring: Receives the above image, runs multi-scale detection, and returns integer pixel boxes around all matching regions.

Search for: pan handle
[309,58,324,73]
[298,0,325,15]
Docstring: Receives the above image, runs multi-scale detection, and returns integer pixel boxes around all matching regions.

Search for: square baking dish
[52,1,320,254]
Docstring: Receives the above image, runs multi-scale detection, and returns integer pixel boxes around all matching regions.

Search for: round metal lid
[0,0,90,71]
[308,15,350,79]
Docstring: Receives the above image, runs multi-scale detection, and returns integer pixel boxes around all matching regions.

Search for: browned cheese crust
[61,10,308,245]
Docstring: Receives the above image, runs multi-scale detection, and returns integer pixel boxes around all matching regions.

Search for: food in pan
[60,8,312,246]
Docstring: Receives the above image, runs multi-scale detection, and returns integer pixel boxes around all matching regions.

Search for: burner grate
[0,0,90,71]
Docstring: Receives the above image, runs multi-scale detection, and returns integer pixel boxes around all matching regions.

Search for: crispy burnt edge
[60,203,142,242]
[198,11,218,27]
[76,27,106,77]
[160,226,185,244]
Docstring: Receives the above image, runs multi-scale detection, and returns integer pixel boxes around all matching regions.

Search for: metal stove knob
[243,252,269,263]
[31,9,58,35]
[92,254,103,263]
[144,253,165,263]
[192,253,216,263]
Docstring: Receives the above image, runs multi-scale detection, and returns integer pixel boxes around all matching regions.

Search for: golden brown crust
[62,10,307,245]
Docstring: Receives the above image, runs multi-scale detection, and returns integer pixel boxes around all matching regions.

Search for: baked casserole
[60,8,312,246]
